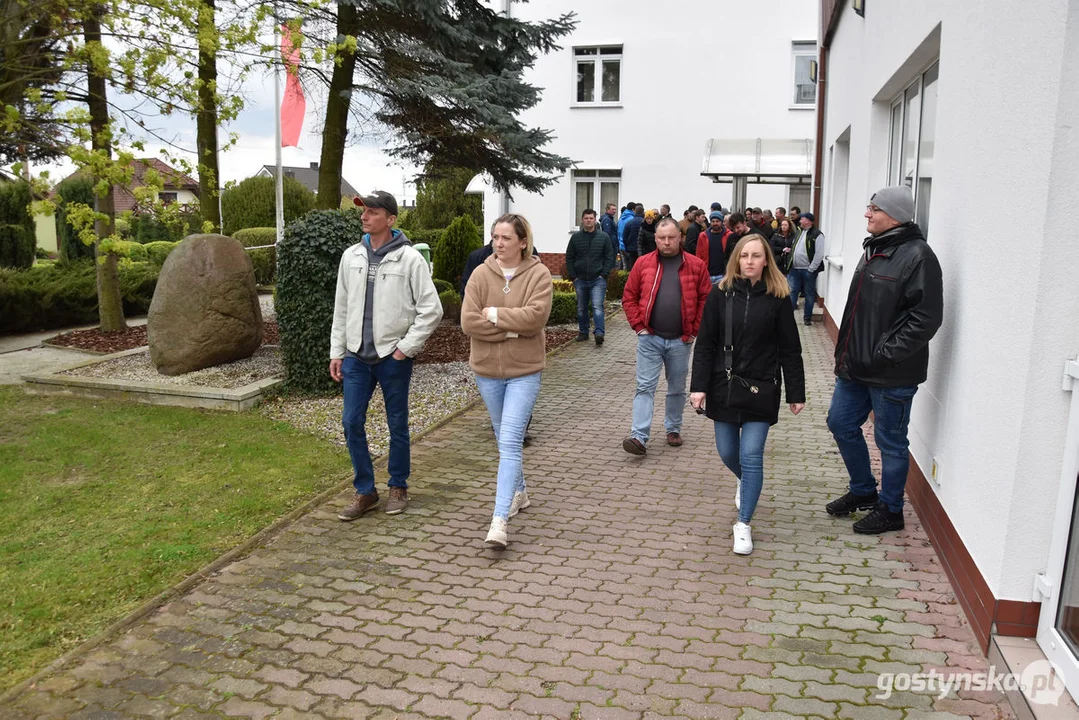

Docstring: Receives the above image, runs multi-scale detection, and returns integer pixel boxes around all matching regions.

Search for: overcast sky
[30,54,421,205]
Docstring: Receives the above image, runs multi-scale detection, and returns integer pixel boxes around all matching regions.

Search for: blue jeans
[714,420,771,524]
[475,372,542,520]
[827,376,918,512]
[787,269,818,322]
[710,274,724,285]
[573,277,607,337]
[630,334,692,444]
[342,355,413,495]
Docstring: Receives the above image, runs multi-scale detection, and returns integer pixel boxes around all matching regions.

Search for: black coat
[684,222,703,253]
[691,278,806,425]
[638,221,657,256]
[834,222,943,387]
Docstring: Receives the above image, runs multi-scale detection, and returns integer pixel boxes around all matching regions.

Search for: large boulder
[148,234,263,375]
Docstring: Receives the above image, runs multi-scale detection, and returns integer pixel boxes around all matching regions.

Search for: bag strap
[724,290,734,380]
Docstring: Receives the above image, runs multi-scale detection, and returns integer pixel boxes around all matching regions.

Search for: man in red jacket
[622,218,712,455]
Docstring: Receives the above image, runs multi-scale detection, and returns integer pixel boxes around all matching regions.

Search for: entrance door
[1037,361,1079,695]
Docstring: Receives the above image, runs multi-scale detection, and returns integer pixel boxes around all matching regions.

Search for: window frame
[886,59,939,233]
[159,191,179,205]
[572,45,623,107]
[791,41,817,108]
[569,169,621,231]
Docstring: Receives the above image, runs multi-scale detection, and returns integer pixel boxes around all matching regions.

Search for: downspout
[812,42,828,222]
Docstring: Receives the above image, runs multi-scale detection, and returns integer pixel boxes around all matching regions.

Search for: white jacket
[329,240,443,360]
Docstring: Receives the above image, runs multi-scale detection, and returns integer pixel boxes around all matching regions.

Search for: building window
[574,46,622,105]
[159,192,178,205]
[792,42,817,105]
[887,61,939,233]
[571,169,620,228]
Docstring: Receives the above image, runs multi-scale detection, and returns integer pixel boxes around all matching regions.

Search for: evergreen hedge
[438,289,461,324]
[233,227,277,285]
[221,175,316,236]
[432,215,481,290]
[432,278,454,295]
[276,210,364,393]
[0,261,159,333]
[144,241,179,266]
[549,291,577,325]
[606,270,629,301]
[0,224,33,269]
[55,177,97,262]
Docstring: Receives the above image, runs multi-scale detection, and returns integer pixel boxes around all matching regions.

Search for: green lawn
[0,386,348,691]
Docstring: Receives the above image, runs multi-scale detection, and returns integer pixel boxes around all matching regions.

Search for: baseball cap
[353,190,399,216]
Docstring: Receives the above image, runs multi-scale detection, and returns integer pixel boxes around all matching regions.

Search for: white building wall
[820,0,1079,600]
[483,0,818,254]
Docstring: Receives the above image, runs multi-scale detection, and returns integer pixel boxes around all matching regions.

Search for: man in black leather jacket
[824,186,943,535]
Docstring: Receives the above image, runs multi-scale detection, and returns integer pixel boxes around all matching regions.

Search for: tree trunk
[84,8,125,331]
[196,0,220,231]
[316,2,360,210]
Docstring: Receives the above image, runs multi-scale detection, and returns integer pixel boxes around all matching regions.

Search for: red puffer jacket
[622,250,712,341]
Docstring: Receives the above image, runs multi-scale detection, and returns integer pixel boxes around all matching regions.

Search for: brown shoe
[338,492,379,521]
[666,432,683,447]
[622,437,646,456]
[385,487,409,515]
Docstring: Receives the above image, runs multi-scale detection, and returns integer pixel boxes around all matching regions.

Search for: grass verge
[0,386,347,692]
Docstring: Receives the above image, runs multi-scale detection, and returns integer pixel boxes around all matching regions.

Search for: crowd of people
[327,184,943,557]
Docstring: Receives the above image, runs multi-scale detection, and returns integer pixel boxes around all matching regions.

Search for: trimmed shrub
[432,278,454,295]
[276,209,365,393]
[35,247,52,260]
[548,291,577,325]
[606,270,629,301]
[551,279,573,292]
[110,240,149,262]
[0,261,159,333]
[432,215,481,289]
[0,224,33,269]
[55,176,97,262]
[233,227,277,286]
[0,180,35,235]
[143,241,179,266]
[405,228,444,250]
[438,289,461,324]
[221,175,316,236]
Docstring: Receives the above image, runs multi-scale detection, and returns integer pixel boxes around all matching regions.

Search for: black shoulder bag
[723,291,778,416]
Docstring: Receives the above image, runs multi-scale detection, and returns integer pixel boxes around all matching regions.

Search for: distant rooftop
[257,162,359,199]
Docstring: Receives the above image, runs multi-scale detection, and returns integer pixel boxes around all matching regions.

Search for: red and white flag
[280,23,305,147]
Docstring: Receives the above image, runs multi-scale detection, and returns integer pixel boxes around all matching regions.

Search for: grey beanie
[870,186,915,224]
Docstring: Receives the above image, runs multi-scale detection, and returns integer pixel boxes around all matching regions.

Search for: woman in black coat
[689,234,806,555]
[638,209,658,256]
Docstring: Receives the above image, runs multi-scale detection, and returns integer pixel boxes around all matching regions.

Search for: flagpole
[273,6,285,245]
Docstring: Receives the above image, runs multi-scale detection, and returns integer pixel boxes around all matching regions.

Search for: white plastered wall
[480,0,818,252]
[821,0,1079,600]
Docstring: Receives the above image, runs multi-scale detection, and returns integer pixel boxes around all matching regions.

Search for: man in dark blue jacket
[824,186,943,535]
[621,205,645,271]
[600,203,619,267]
[566,208,615,345]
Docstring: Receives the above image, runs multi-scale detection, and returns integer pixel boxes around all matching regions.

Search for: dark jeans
[787,269,818,322]
[826,376,918,512]
[342,355,413,495]
[573,277,606,336]
[623,250,639,272]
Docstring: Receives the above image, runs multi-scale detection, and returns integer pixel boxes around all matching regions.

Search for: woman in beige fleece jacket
[461,214,553,548]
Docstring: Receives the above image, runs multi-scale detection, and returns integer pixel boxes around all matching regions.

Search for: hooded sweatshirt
[354,230,411,362]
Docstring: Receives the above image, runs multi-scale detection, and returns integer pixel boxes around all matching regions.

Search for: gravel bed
[258,361,479,453]
[59,346,282,389]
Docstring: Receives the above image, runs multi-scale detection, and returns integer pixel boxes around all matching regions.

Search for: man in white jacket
[329,191,443,520]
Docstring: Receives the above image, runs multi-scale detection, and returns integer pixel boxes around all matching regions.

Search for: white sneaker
[485,517,508,548]
[509,489,531,518]
[735,480,741,511]
[733,522,753,555]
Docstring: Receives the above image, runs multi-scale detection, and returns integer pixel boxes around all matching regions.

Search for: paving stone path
[4,312,1014,719]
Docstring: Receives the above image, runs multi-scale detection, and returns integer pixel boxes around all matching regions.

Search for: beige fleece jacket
[461,254,553,379]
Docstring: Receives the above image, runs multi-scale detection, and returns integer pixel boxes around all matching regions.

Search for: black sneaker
[853,503,905,534]
[825,491,879,516]
[575,333,589,342]
[595,334,604,346]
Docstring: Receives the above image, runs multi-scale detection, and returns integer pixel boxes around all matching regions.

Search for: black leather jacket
[834,223,943,387]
